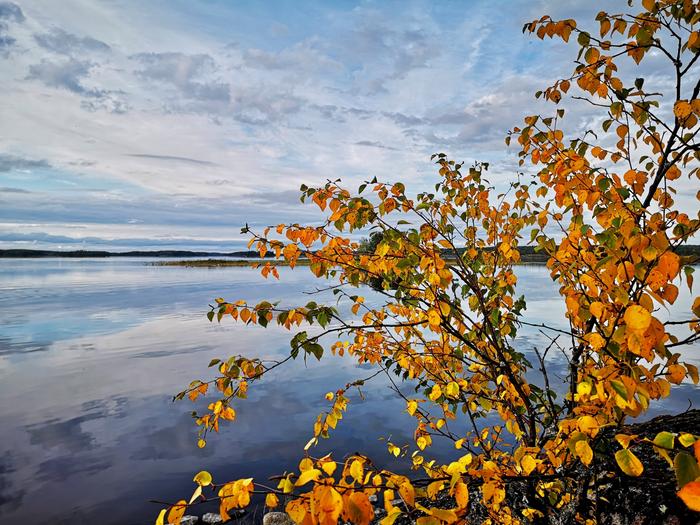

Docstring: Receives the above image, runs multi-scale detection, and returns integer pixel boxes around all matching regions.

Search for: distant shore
[0,249,270,259]
[155,255,553,267]
[3,246,698,266]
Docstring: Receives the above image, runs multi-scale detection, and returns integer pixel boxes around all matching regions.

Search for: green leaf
[653,431,675,466]
[611,380,628,400]
[674,451,700,488]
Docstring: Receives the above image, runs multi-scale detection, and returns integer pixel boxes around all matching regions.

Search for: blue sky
[0,0,681,251]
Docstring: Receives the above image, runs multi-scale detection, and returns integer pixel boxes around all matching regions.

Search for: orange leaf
[678,481,700,511]
[166,500,187,525]
[346,492,373,525]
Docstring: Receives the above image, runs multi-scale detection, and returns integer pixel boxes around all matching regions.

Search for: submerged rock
[201,513,223,524]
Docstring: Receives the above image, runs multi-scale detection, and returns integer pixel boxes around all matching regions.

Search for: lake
[0,258,698,524]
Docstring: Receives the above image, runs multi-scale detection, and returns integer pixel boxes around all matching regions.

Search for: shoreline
[152,257,550,267]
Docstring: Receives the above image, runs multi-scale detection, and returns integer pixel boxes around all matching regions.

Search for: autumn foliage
[157,1,700,524]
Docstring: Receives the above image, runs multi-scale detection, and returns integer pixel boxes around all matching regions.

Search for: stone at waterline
[263,511,294,525]
[202,513,223,524]
[168,516,198,525]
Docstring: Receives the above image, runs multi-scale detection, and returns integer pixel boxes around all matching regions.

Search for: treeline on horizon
[2,245,700,262]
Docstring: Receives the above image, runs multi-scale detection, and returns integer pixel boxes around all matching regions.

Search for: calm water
[0,259,698,524]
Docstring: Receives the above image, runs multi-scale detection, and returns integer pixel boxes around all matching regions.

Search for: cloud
[126,154,218,166]
[33,27,110,55]
[354,140,398,151]
[0,2,24,23]
[26,59,101,96]
[25,58,128,113]
[231,85,305,125]
[0,231,246,250]
[242,42,340,74]
[0,187,31,193]
[131,52,230,107]
[0,154,50,172]
[0,1,23,52]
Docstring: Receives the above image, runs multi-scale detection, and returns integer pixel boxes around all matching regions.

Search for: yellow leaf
[399,481,415,506]
[313,485,343,524]
[189,485,202,504]
[624,305,651,332]
[578,415,599,436]
[575,440,594,466]
[678,433,697,448]
[296,468,322,486]
[346,491,373,525]
[281,476,294,494]
[299,458,314,472]
[388,443,401,457]
[265,493,279,508]
[615,433,637,449]
[321,460,337,476]
[193,470,212,487]
[430,508,459,523]
[653,431,675,467]
[427,309,441,328]
[376,243,389,257]
[521,454,537,475]
[445,382,460,398]
[380,509,402,525]
[678,481,700,511]
[587,333,606,350]
[407,400,418,416]
[577,382,592,396]
[590,301,604,318]
[155,509,166,525]
[350,459,364,484]
[615,449,643,476]
[304,436,318,450]
[197,438,206,449]
[286,499,307,523]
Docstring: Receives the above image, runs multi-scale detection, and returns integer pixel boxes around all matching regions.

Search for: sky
[0,0,684,251]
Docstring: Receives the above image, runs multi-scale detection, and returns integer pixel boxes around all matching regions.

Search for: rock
[263,512,294,525]
[368,494,378,503]
[170,517,198,525]
[201,513,223,524]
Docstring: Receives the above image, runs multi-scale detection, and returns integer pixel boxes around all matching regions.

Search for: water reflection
[0,259,697,524]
